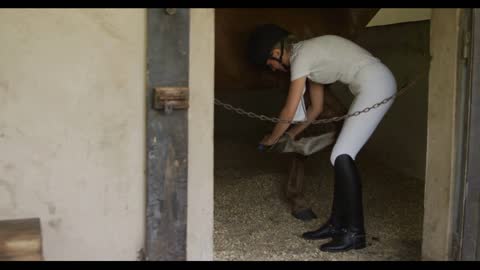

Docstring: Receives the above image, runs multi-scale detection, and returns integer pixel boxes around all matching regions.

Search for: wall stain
[47,143,62,159]
[3,163,15,172]
[47,218,62,232]
[0,80,10,108]
[15,128,25,136]
[45,202,56,215]
[81,11,125,41]
[0,179,16,209]
[98,119,128,150]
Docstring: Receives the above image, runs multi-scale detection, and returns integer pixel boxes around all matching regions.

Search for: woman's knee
[330,151,356,166]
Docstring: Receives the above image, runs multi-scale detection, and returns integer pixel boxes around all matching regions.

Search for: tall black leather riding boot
[302,165,346,240]
[320,154,366,252]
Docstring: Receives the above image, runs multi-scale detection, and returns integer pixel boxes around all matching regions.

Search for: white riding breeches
[330,62,397,165]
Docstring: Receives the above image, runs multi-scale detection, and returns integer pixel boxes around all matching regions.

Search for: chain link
[214,72,427,125]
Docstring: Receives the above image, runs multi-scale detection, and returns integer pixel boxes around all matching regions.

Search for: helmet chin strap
[269,40,289,70]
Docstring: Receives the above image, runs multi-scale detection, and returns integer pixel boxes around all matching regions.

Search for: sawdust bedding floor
[214,141,423,261]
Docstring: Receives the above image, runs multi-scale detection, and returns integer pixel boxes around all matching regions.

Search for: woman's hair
[272,34,299,54]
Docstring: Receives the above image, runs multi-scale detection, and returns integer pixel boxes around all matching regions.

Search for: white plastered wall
[0,9,146,260]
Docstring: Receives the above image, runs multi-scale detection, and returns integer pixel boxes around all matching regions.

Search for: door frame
[143,8,478,261]
[143,8,215,261]
[423,8,480,261]
[456,8,480,261]
[145,8,190,261]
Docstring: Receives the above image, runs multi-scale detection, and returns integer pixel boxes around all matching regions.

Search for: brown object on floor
[286,153,309,214]
[285,84,347,219]
[0,218,43,261]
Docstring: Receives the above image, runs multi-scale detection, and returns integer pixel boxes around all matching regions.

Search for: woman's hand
[260,134,278,146]
[263,77,307,146]
[285,131,296,140]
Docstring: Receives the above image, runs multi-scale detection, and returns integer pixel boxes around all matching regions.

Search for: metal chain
[214,72,427,125]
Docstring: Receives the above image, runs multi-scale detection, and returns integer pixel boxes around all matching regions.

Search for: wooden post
[145,9,190,261]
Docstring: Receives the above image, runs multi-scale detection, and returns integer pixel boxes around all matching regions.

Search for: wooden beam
[423,9,463,260]
[145,9,190,261]
[0,218,43,261]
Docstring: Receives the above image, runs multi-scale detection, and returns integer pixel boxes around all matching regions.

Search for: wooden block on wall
[0,218,43,261]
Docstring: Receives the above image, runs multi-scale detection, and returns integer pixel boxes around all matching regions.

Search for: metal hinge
[463,30,472,59]
[153,87,189,114]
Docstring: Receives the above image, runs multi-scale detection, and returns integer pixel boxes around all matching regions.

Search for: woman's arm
[286,81,325,139]
[260,76,307,145]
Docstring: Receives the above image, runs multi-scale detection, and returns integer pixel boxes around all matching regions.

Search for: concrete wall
[331,21,430,180]
[187,8,214,261]
[0,9,146,260]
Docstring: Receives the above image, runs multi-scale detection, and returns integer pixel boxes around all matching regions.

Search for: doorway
[213,8,429,260]
[144,8,475,261]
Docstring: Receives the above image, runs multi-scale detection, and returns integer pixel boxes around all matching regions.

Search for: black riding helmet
[248,24,290,67]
